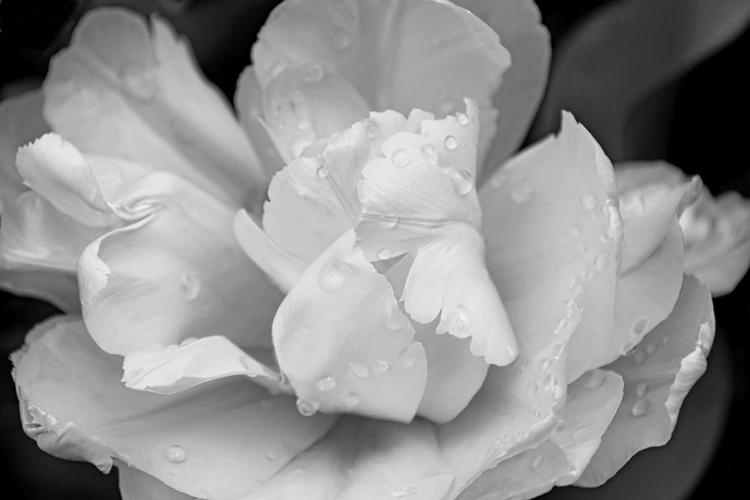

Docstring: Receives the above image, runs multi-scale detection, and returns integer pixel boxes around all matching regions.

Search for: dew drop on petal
[511,180,536,205]
[180,273,200,301]
[633,319,648,335]
[456,112,469,126]
[532,455,543,469]
[552,343,564,359]
[374,360,390,372]
[391,149,411,168]
[491,172,507,189]
[544,373,558,391]
[165,446,186,464]
[444,135,458,150]
[316,376,336,392]
[403,357,416,368]
[594,254,608,271]
[449,305,473,338]
[581,193,598,210]
[342,392,360,408]
[377,248,392,260]
[319,260,354,292]
[392,485,420,498]
[265,450,277,461]
[316,165,329,179]
[377,214,398,229]
[448,168,473,196]
[384,300,408,331]
[646,343,657,355]
[631,398,651,417]
[633,350,646,365]
[348,362,370,379]
[364,119,380,139]
[636,382,648,398]
[296,399,319,417]
[420,144,439,166]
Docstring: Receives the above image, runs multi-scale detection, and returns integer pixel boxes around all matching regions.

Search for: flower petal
[480,112,621,373]
[576,274,714,487]
[273,230,427,422]
[680,189,750,296]
[457,369,623,500]
[77,172,283,355]
[453,0,551,183]
[12,316,335,500]
[243,417,454,500]
[0,269,80,312]
[0,89,49,209]
[44,8,264,205]
[122,336,288,395]
[253,0,508,159]
[118,464,197,500]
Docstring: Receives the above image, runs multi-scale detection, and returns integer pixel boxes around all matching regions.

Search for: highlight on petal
[534,0,750,160]
[253,0,509,160]
[122,336,288,395]
[12,316,335,500]
[453,0,551,183]
[273,230,428,422]
[457,369,623,500]
[0,89,49,209]
[77,172,283,356]
[576,275,714,487]
[44,8,264,205]
[244,417,454,500]
[480,112,621,380]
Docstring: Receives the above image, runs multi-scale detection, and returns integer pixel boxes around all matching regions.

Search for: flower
[1,1,748,499]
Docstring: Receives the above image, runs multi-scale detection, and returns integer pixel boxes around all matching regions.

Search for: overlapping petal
[576,275,714,487]
[43,8,265,205]
[12,317,336,500]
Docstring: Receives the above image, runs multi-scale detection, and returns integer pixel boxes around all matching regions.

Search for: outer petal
[253,0,509,160]
[118,464,198,500]
[44,8,264,205]
[576,275,714,487]
[0,269,80,312]
[273,230,428,422]
[453,0,551,183]
[77,172,283,355]
[242,417,454,500]
[534,0,750,160]
[12,316,335,500]
[480,113,621,377]
[457,369,623,500]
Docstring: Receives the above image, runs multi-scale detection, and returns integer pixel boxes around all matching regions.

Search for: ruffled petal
[122,336,288,395]
[0,89,49,210]
[480,112,621,374]
[453,0,551,183]
[273,230,427,422]
[680,190,750,296]
[243,417,453,500]
[118,464,197,500]
[77,172,283,355]
[615,162,701,273]
[253,0,508,159]
[12,316,335,500]
[576,275,714,487]
[456,369,623,500]
[44,8,264,205]
[259,62,371,163]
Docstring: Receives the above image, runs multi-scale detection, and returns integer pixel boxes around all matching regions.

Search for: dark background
[1,0,748,498]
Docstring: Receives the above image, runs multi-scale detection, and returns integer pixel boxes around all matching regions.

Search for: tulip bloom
[1,1,748,499]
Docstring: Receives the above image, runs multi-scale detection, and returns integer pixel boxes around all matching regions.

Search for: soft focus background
[0,0,748,498]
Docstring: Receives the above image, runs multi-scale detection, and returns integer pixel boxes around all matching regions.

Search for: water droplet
[332,28,352,49]
[449,305,473,338]
[491,172,507,189]
[316,165,329,178]
[317,376,336,392]
[594,254,608,271]
[570,225,582,238]
[364,119,380,139]
[444,135,458,150]
[304,64,324,83]
[506,344,517,361]
[391,149,411,168]
[377,214,398,229]
[511,180,535,205]
[265,450,277,461]
[180,273,200,301]
[581,193,598,210]
[342,392,360,408]
[633,350,646,365]
[319,260,354,292]
[296,399,319,416]
[646,343,656,355]
[544,373,558,390]
[165,446,186,463]
[377,248,392,260]
[384,300,408,331]
[636,382,648,398]
[541,358,552,373]
[392,485,420,498]
[374,360,390,372]
[348,362,370,379]
[403,357,416,368]
[457,112,469,126]
[420,144,439,166]
[532,455,543,469]
[662,335,670,345]
[552,344,564,359]
[631,398,651,417]
[632,318,648,335]
[448,168,473,196]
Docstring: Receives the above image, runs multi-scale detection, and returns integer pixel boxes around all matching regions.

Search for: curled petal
[44,8,264,205]
[576,275,714,487]
[12,316,335,500]
[457,369,623,500]
[253,0,509,156]
[244,417,453,500]
[78,172,282,355]
[274,230,428,422]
